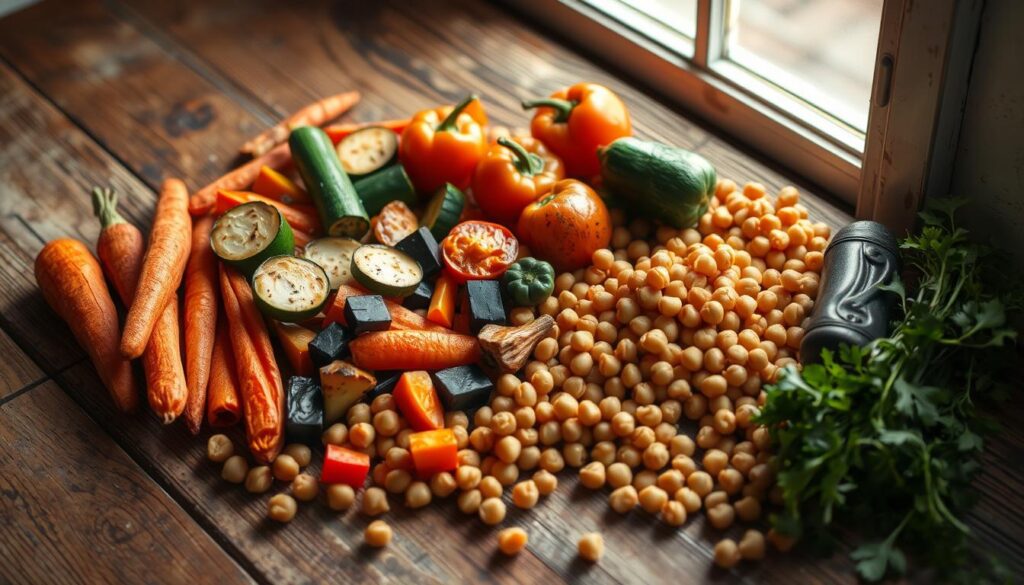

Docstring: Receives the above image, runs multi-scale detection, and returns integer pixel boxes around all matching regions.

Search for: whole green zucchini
[598,137,716,229]
[289,126,370,238]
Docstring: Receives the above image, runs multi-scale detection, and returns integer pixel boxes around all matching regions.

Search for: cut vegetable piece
[336,126,399,179]
[285,376,323,444]
[320,359,377,424]
[421,183,466,241]
[364,371,401,403]
[402,280,434,311]
[343,294,392,335]
[272,321,317,376]
[301,237,360,290]
[308,322,352,367]
[251,165,310,204]
[210,201,295,276]
[372,200,418,246]
[252,256,331,322]
[440,221,518,283]
[349,330,480,371]
[432,364,494,412]
[324,284,448,332]
[351,244,423,298]
[353,165,417,216]
[409,428,458,476]
[393,371,445,431]
[215,190,321,235]
[394,227,442,279]
[427,275,457,328]
[289,126,370,238]
[321,444,370,487]
[467,280,506,334]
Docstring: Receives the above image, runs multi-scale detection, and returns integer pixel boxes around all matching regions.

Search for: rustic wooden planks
[0,381,255,585]
[0,328,44,400]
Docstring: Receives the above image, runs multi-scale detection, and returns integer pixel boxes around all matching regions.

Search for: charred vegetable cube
[285,376,324,444]
[395,227,442,279]
[363,371,401,403]
[467,280,506,334]
[402,280,435,311]
[320,360,377,423]
[431,364,494,412]
[309,322,352,367]
[343,295,392,335]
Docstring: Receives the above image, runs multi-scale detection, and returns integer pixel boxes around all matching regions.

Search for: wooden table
[0,1,1019,583]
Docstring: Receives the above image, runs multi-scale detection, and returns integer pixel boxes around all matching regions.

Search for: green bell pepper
[501,257,555,307]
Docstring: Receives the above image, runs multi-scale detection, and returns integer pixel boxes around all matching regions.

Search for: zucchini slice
[351,244,423,297]
[336,126,399,179]
[422,183,466,241]
[252,256,331,322]
[302,237,360,290]
[289,126,370,239]
[210,201,295,276]
[353,165,417,216]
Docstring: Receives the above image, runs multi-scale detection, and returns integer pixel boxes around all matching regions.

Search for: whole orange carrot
[91,187,187,423]
[121,178,192,359]
[241,90,361,157]
[182,214,218,434]
[189,142,292,216]
[349,329,480,371]
[35,239,138,413]
[220,265,284,463]
[207,315,241,428]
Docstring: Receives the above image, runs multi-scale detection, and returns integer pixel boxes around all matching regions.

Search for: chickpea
[349,423,376,449]
[404,481,432,508]
[383,468,412,494]
[578,532,604,562]
[518,445,541,470]
[737,529,766,561]
[458,489,483,514]
[493,461,520,486]
[579,461,607,489]
[674,487,703,513]
[512,480,540,509]
[606,462,633,489]
[373,410,400,437]
[207,434,234,462]
[479,497,507,526]
[719,468,745,495]
[656,469,685,494]
[734,495,762,522]
[222,455,248,484]
[642,442,670,470]
[362,487,390,516]
[267,493,297,523]
[535,337,558,362]
[707,502,736,530]
[611,412,635,437]
[638,485,669,514]
[533,469,558,495]
[245,465,273,493]
[479,475,503,500]
[497,527,529,556]
[661,499,687,527]
[364,520,393,548]
[325,484,356,511]
[686,471,714,497]
[714,538,741,568]
[539,448,565,473]
[347,403,371,426]
[609,485,639,514]
[281,443,312,467]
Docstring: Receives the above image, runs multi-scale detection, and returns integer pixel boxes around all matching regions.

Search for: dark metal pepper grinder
[801,221,901,364]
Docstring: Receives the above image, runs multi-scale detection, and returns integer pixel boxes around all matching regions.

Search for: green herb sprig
[759,199,1019,582]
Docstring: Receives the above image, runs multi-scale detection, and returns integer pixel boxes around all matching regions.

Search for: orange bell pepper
[522,83,632,179]
[472,135,564,227]
[517,179,612,272]
[427,274,458,328]
[399,94,488,193]
[409,428,458,477]
[393,371,445,432]
[251,166,310,205]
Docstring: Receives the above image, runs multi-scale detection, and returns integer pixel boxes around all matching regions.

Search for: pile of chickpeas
[207,179,825,569]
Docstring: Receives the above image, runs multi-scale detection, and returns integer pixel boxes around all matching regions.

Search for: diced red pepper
[409,428,458,477]
[393,371,445,431]
[321,444,370,487]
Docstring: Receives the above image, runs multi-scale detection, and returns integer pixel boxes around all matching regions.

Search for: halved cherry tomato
[441,220,519,284]
[321,444,370,487]
[373,200,418,246]
[409,428,458,477]
[393,371,445,431]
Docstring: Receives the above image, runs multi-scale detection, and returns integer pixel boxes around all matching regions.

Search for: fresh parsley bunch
[759,199,1019,582]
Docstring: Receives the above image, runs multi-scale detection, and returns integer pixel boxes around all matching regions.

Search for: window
[505,0,980,228]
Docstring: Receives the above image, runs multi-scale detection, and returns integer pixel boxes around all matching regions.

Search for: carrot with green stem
[35,238,138,413]
[189,142,292,216]
[182,214,218,434]
[241,91,361,157]
[207,315,241,428]
[121,178,192,359]
[92,187,187,423]
[220,265,284,463]
[349,329,480,371]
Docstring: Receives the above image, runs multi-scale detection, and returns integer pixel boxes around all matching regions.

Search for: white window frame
[501,0,983,235]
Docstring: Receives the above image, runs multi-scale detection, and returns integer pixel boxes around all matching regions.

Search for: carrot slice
[271,320,317,377]
[190,142,292,216]
[409,428,458,477]
[241,91,361,157]
[393,371,444,431]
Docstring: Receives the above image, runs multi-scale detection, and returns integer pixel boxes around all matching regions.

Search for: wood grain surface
[0,0,1019,584]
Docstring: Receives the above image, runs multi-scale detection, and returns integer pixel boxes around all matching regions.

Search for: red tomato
[409,428,458,477]
[440,221,519,284]
[321,444,370,487]
[393,371,445,431]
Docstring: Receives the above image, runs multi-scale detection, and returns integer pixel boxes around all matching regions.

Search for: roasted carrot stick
[35,239,138,413]
[121,178,192,359]
[323,117,409,145]
[207,315,241,428]
[182,214,218,434]
[220,265,284,463]
[324,284,449,332]
[189,142,292,216]
[349,330,480,371]
[215,189,322,235]
[241,91,361,157]
[91,187,186,422]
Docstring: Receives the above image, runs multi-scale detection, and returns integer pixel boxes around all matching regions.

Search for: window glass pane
[619,0,697,38]
[727,0,882,131]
